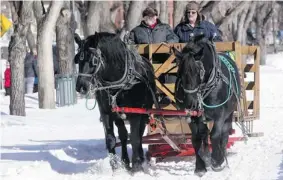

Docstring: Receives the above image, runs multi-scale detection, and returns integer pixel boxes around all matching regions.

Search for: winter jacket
[174,20,223,43]
[129,19,179,44]
[4,67,11,88]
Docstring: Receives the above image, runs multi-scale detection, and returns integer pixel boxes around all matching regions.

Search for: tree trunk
[37,1,64,109]
[8,1,34,116]
[56,1,75,75]
[173,1,186,27]
[159,1,168,24]
[86,1,100,36]
[26,24,36,52]
[154,1,161,17]
[99,1,116,33]
[217,1,248,28]
[125,1,145,31]
[75,1,88,37]
[255,2,275,65]
[236,7,248,43]
[242,2,257,45]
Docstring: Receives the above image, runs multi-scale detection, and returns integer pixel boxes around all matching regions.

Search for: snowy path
[1,53,283,180]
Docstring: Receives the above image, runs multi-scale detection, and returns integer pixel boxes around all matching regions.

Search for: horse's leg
[198,121,211,168]
[128,115,144,172]
[138,115,147,163]
[189,119,207,177]
[210,114,226,172]
[101,113,117,169]
[114,116,130,169]
[220,112,233,160]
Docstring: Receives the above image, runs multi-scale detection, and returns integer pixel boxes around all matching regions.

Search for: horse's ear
[74,33,81,45]
[172,46,183,60]
[194,33,206,43]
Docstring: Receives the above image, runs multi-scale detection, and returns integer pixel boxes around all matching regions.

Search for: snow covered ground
[1,52,283,180]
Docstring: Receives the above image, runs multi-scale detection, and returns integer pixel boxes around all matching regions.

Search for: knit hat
[185,1,200,12]
[142,7,158,17]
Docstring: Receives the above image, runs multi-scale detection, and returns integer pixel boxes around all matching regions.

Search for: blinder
[90,48,102,67]
[195,61,205,82]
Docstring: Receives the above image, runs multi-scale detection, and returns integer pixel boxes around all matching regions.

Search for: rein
[78,45,161,117]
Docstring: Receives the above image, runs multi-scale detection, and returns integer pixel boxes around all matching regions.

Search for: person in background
[4,62,11,96]
[33,52,38,93]
[24,50,38,94]
[129,7,179,44]
[174,1,222,43]
[128,7,179,105]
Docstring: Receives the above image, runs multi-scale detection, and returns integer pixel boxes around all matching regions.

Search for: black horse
[173,37,241,176]
[74,32,157,172]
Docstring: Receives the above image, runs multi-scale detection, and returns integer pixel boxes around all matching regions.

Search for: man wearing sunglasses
[129,7,179,44]
[174,1,222,43]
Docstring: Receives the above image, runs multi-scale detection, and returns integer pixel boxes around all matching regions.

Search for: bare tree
[75,1,121,37]
[125,1,146,31]
[254,1,275,65]
[233,2,257,44]
[56,1,76,75]
[200,1,221,18]
[74,1,88,37]
[100,2,117,33]
[173,1,186,27]
[33,1,64,109]
[26,25,36,51]
[159,1,168,24]
[86,1,101,35]
[8,1,34,116]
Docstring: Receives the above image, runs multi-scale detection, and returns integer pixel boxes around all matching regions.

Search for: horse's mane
[178,42,202,85]
[84,32,152,82]
[85,32,127,64]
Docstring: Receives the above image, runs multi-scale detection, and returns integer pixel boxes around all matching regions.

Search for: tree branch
[262,3,274,27]
[217,1,248,27]
[200,1,220,16]
[243,1,257,30]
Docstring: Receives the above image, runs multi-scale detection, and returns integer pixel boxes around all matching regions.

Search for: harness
[175,40,249,139]
[78,45,160,114]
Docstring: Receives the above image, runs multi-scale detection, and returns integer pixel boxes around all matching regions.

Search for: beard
[145,19,156,26]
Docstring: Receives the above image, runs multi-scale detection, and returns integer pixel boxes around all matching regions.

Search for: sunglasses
[187,11,197,15]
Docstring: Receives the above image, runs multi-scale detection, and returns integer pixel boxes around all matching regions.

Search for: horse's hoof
[198,149,211,168]
[123,161,131,171]
[131,162,143,173]
[106,134,116,149]
[211,161,226,172]
[194,169,207,177]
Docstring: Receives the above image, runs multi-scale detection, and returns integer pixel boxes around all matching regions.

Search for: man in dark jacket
[24,51,38,94]
[174,1,222,43]
[129,7,179,44]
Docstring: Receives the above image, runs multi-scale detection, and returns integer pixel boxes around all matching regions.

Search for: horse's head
[74,33,104,94]
[174,41,205,87]
[172,39,207,108]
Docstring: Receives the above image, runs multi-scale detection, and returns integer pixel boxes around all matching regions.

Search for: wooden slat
[241,46,257,55]
[215,42,234,52]
[138,42,237,55]
[164,83,175,92]
[155,80,175,102]
[153,63,178,73]
[244,64,256,72]
[153,103,177,110]
[247,101,254,109]
[244,82,255,90]
[254,48,260,119]
[155,54,176,77]
[136,44,149,54]
[137,42,260,123]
